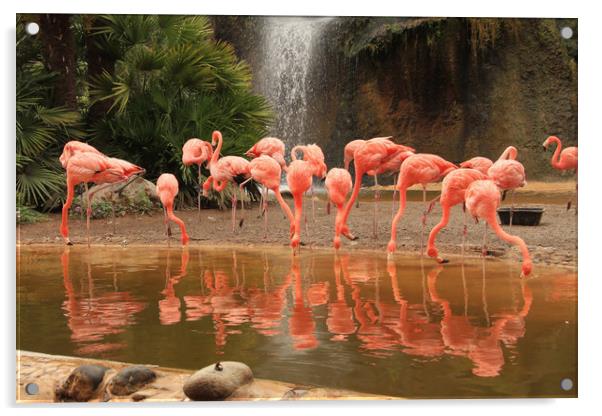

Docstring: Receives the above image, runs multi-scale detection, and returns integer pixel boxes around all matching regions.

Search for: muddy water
[16,245,577,398]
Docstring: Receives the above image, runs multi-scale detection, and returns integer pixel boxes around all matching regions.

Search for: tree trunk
[85,16,116,122]
[39,14,77,109]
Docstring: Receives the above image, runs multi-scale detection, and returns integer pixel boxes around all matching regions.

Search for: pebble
[183,361,253,401]
[108,366,157,396]
[55,365,108,402]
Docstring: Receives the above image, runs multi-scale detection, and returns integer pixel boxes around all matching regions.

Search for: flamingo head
[521,261,533,277]
[543,136,558,150]
[291,234,301,249]
[387,240,396,254]
[202,181,211,197]
[427,246,438,259]
[211,131,222,147]
[333,236,341,250]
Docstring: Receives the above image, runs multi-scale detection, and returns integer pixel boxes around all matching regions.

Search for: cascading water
[255,17,334,152]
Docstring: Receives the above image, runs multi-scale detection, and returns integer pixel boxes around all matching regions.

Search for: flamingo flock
[58,134,577,277]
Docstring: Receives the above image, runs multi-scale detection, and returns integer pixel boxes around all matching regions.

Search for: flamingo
[343,139,369,209]
[291,144,327,223]
[59,140,145,237]
[239,155,294,239]
[341,137,414,241]
[202,131,251,232]
[156,173,189,246]
[426,168,488,263]
[245,137,287,218]
[286,158,314,252]
[543,136,578,211]
[387,153,457,254]
[245,137,287,171]
[459,157,493,176]
[182,138,213,216]
[487,146,526,227]
[60,152,128,246]
[464,179,532,277]
[325,168,353,249]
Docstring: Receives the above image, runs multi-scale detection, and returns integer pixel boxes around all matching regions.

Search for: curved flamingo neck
[341,168,364,226]
[273,188,294,225]
[548,137,563,168]
[486,214,531,274]
[291,145,303,161]
[211,131,223,165]
[499,146,518,161]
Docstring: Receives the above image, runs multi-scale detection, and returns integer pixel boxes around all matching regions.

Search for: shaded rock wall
[212,17,577,181]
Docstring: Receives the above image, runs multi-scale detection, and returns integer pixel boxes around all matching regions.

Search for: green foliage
[16,17,85,210]
[88,15,273,205]
[16,203,47,224]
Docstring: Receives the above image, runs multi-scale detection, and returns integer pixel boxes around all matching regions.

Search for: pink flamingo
[465,179,532,277]
[341,138,414,240]
[182,138,213,216]
[245,137,287,217]
[387,153,457,254]
[245,137,287,171]
[59,140,145,241]
[286,158,314,252]
[60,152,130,246]
[325,168,353,249]
[459,157,493,176]
[156,173,189,246]
[426,168,488,263]
[487,146,526,227]
[202,131,251,232]
[543,135,578,211]
[291,144,327,223]
[239,155,294,239]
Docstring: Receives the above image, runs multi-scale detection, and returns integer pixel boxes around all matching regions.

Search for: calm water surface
[16,245,577,398]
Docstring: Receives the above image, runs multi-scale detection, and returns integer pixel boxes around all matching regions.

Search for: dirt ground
[18,189,577,268]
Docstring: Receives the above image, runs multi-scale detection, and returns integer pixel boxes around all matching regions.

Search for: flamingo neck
[273,188,294,225]
[487,214,532,274]
[549,137,563,168]
[211,132,223,165]
[341,168,363,226]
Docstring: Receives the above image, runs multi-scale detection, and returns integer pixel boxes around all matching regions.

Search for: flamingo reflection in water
[425,258,533,377]
[288,255,319,350]
[158,248,190,325]
[60,248,146,355]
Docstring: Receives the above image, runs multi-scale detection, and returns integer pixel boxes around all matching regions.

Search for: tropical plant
[16,17,84,211]
[88,15,273,207]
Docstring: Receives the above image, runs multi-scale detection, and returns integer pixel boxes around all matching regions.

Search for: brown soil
[18,194,577,268]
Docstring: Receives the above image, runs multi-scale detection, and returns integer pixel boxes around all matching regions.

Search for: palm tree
[88,15,273,207]
[16,16,84,211]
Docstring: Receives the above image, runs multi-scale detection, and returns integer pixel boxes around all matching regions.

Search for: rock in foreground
[109,366,157,396]
[55,364,108,402]
[183,361,253,401]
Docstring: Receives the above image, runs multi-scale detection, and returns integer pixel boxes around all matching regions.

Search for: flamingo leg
[111,201,116,235]
[421,185,427,254]
[373,175,379,239]
[198,164,202,220]
[85,183,91,248]
[391,175,397,219]
[263,192,268,240]
[311,183,316,222]
[481,222,488,257]
[239,186,245,228]
[462,203,468,255]
[231,193,237,233]
[509,190,515,229]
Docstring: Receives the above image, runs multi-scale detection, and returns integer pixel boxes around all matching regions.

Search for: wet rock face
[183,361,254,401]
[55,365,108,402]
[108,366,157,396]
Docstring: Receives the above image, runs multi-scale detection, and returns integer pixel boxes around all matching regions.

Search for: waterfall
[256,17,334,152]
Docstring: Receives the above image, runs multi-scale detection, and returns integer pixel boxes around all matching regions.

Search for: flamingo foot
[239,218,244,228]
[437,258,450,264]
[167,224,172,237]
[65,239,73,246]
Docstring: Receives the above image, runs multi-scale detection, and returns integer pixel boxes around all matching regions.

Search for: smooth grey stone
[108,366,157,396]
[55,365,108,402]
[183,361,253,401]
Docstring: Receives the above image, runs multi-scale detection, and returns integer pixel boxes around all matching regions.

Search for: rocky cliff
[212,16,577,181]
